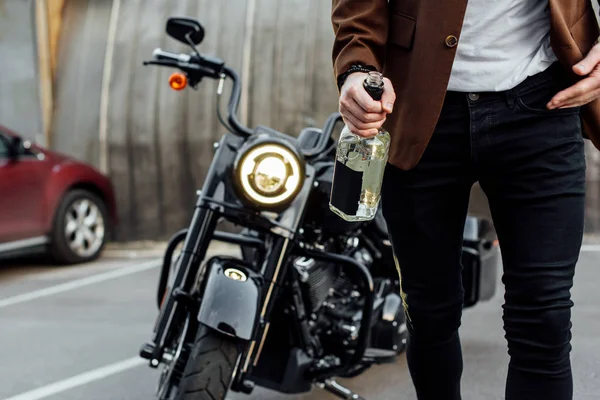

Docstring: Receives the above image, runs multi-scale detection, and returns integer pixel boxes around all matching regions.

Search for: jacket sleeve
[331,0,389,81]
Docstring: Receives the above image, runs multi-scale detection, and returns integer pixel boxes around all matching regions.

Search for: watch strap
[337,64,377,90]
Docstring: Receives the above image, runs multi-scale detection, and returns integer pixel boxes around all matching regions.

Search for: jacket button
[445,35,458,48]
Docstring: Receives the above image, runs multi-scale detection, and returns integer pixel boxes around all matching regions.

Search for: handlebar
[302,112,343,160]
[222,66,254,137]
[152,48,192,63]
[144,47,337,151]
[145,47,251,137]
[143,59,180,68]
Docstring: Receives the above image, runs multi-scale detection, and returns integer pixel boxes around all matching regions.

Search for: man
[331,1,600,399]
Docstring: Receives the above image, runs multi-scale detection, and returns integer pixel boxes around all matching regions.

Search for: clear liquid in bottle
[329,72,391,222]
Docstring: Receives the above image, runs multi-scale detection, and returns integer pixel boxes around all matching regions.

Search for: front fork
[141,202,268,367]
[141,204,218,366]
[156,229,189,309]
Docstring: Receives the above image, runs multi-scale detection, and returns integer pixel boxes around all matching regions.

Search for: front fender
[197,256,263,340]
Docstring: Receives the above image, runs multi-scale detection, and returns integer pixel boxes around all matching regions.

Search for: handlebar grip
[143,59,180,68]
[152,48,191,63]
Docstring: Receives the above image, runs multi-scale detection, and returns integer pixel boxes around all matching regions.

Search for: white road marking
[581,244,600,252]
[0,259,160,309]
[3,356,146,400]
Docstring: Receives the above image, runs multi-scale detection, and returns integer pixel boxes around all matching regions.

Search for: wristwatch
[337,64,377,90]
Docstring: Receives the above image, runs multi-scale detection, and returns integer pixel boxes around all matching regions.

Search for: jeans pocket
[515,84,581,116]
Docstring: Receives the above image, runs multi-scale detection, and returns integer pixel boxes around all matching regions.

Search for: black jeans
[381,62,586,400]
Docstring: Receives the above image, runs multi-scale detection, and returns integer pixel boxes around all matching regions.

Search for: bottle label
[330,160,363,216]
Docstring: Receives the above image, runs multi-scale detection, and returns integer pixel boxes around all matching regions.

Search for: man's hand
[548,44,600,110]
[339,72,396,137]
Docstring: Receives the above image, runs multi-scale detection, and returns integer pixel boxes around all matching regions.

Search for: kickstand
[317,379,366,400]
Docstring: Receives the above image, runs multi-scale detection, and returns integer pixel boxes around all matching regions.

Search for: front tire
[175,326,241,400]
[50,189,109,265]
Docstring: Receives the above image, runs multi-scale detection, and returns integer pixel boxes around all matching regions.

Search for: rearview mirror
[166,17,205,45]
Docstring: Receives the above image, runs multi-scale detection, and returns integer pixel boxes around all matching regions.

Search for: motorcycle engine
[294,159,391,354]
[292,244,375,352]
[293,257,338,313]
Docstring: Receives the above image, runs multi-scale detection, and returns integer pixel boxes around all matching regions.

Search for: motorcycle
[139,17,500,400]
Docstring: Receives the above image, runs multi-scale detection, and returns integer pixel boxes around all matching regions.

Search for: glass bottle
[329,71,391,222]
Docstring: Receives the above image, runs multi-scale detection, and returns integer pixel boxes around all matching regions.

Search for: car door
[0,133,48,244]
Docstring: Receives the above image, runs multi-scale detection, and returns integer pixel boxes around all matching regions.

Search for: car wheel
[50,189,110,265]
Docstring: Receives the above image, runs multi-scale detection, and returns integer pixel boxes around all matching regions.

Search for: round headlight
[234,139,304,210]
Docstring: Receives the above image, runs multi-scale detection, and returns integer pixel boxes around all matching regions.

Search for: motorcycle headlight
[234,139,305,210]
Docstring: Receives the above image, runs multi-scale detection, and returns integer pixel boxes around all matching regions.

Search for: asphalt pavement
[1,243,600,400]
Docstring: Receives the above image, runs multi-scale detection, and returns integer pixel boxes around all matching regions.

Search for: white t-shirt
[447,0,558,92]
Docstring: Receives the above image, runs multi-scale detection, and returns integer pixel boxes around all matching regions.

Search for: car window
[0,132,37,159]
[0,135,9,158]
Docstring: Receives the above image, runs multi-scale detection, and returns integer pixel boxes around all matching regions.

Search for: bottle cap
[363,72,384,101]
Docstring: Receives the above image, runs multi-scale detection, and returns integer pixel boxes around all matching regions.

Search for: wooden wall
[51,0,110,169]
[50,0,340,240]
[41,0,600,239]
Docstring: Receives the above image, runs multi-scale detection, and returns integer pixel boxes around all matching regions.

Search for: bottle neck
[365,72,384,88]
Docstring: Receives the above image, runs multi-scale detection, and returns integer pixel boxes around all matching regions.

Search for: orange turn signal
[169,72,187,90]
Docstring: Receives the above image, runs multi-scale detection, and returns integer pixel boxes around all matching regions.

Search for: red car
[0,125,117,264]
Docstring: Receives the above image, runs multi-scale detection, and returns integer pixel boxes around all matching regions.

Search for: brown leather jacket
[332,0,600,170]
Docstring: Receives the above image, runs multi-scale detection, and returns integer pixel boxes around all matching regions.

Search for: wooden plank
[120,0,171,240]
[187,0,248,181]
[240,0,257,126]
[311,0,342,130]
[106,0,144,240]
[51,0,111,166]
[274,0,312,135]
[47,0,65,78]
[301,0,319,129]
[247,0,280,130]
[154,0,196,236]
[247,0,339,136]
[98,0,122,175]
[35,0,53,147]
[185,0,223,199]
